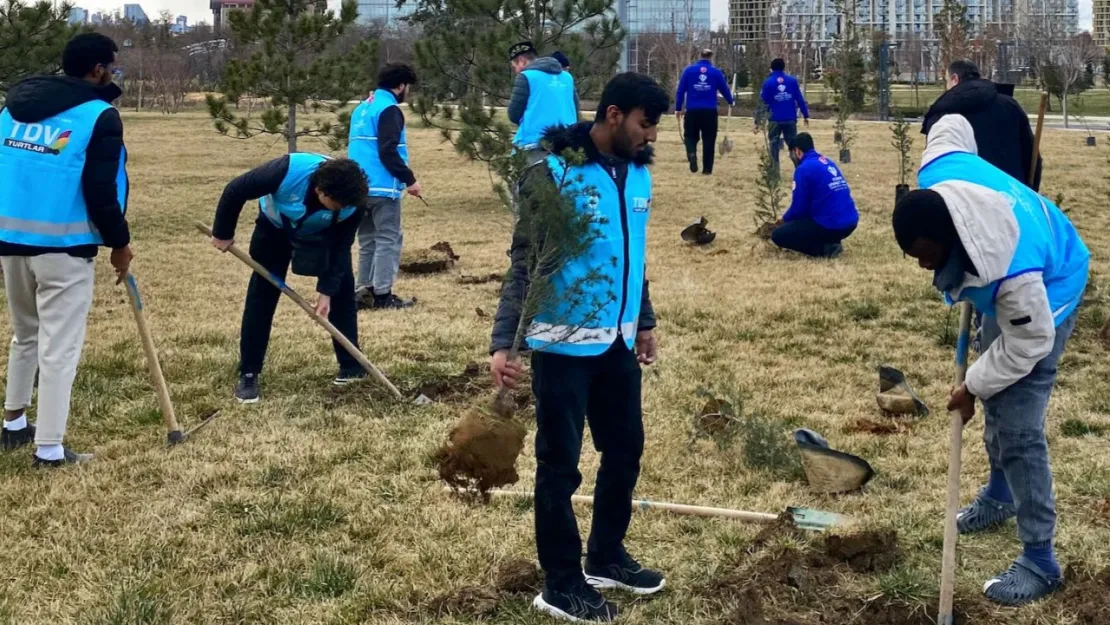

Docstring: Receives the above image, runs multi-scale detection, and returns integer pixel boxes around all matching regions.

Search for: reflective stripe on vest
[919,152,1090,326]
[0,101,126,247]
[258,152,358,234]
[525,155,652,357]
[348,89,409,199]
[513,70,578,149]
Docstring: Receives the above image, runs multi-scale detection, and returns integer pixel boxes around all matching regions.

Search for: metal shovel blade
[720,135,734,156]
[788,506,853,531]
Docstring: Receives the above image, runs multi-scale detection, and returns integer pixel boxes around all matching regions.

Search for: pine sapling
[890,111,913,187]
[752,102,785,239]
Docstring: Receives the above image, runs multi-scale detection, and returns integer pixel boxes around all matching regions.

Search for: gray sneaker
[32,447,93,467]
[983,555,1062,606]
[957,492,1016,534]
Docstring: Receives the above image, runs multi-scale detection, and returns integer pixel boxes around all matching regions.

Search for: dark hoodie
[507,57,580,126]
[921,79,1041,192]
[0,75,130,257]
[490,122,656,354]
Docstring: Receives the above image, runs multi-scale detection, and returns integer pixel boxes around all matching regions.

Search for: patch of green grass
[876,564,936,604]
[216,494,348,537]
[82,581,172,625]
[294,555,360,599]
[845,300,881,322]
[1060,418,1106,438]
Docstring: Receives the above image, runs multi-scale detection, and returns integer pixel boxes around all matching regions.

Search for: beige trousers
[2,254,95,446]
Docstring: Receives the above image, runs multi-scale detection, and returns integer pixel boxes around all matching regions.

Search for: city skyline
[72,0,1094,32]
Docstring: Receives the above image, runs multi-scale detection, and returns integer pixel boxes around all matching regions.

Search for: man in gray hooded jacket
[508,41,580,165]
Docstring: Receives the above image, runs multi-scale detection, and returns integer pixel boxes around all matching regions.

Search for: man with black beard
[490,72,669,623]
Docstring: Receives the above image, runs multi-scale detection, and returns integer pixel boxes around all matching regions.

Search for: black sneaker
[532,581,619,623]
[1,423,34,450]
[333,368,368,386]
[235,373,260,404]
[584,553,666,595]
[32,447,93,467]
[371,293,415,310]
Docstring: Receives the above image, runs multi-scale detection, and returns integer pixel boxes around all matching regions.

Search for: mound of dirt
[844,418,900,436]
[427,585,500,617]
[458,273,504,285]
[495,559,543,594]
[416,362,487,401]
[1058,563,1110,624]
[754,222,776,240]
[433,406,527,500]
[400,242,459,274]
[824,530,899,573]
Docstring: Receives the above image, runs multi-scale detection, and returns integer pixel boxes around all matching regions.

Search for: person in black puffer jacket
[922,60,1042,191]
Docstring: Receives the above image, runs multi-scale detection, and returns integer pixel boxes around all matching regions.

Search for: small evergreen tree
[890,111,913,186]
[205,0,377,153]
[0,0,80,95]
[752,102,784,238]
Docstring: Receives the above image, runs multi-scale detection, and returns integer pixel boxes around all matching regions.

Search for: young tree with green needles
[0,0,80,96]
[404,0,624,207]
[753,101,785,238]
[205,0,377,153]
[890,111,913,187]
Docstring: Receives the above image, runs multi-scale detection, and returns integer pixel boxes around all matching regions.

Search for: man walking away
[508,41,580,166]
[675,49,734,175]
[490,72,669,623]
[0,33,133,467]
[553,50,571,71]
[770,133,858,258]
[760,58,809,166]
[210,154,369,403]
[894,114,1088,606]
[349,63,421,310]
[922,59,1041,191]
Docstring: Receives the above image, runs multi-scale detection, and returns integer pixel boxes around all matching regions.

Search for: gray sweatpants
[356,196,403,295]
[979,308,1078,547]
[1,254,95,446]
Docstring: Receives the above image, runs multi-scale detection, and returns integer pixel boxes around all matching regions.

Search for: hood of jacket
[541,122,655,167]
[524,56,566,76]
[5,75,122,123]
[927,79,998,119]
[920,114,1018,292]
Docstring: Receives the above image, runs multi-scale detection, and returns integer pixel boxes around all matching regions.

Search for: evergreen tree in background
[0,0,80,95]
[404,0,624,205]
[205,0,377,153]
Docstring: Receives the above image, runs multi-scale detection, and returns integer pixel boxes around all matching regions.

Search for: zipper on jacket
[611,164,631,342]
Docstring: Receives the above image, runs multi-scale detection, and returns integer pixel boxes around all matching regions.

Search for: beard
[396,88,407,103]
[612,128,637,159]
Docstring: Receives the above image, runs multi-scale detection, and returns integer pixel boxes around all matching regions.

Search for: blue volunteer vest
[258,153,359,233]
[0,101,127,247]
[919,152,1089,326]
[525,155,652,357]
[513,70,578,150]
[348,89,409,199]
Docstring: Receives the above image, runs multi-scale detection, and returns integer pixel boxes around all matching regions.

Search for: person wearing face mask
[769,133,858,258]
[0,33,133,466]
[892,114,1088,607]
[209,155,370,404]
[489,72,668,623]
[348,63,421,310]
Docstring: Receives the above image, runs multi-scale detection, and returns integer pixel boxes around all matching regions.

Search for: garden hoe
[194,222,422,404]
[719,74,737,157]
[937,92,1049,625]
[123,272,219,446]
[480,489,850,532]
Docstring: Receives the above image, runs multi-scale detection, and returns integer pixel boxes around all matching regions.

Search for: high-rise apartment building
[68,6,88,23]
[123,3,148,24]
[356,0,415,24]
[1096,0,1110,46]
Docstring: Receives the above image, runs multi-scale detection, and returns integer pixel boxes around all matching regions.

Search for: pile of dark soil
[432,405,527,500]
[843,418,901,436]
[400,242,460,274]
[426,558,543,618]
[494,558,543,594]
[458,272,504,285]
[1058,563,1110,624]
[413,361,532,414]
[754,222,776,241]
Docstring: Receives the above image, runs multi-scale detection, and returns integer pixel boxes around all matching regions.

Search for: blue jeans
[978,309,1078,546]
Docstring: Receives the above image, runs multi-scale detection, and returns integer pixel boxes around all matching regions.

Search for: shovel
[195,222,416,403]
[719,73,736,157]
[481,488,850,532]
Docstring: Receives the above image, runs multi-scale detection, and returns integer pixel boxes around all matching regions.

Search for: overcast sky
[87,0,1095,35]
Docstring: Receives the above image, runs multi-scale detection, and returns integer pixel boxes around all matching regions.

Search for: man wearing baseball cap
[507,40,580,166]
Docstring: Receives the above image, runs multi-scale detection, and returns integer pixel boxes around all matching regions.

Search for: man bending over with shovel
[490,72,669,622]
[892,114,1089,606]
[210,154,369,403]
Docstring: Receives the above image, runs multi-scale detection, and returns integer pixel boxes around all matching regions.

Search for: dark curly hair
[378,63,418,90]
[311,158,369,208]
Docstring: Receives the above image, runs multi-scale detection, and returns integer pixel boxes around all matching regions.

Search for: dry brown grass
[0,111,1108,625]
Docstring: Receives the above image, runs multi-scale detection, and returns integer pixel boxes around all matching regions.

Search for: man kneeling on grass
[209,154,370,403]
[770,133,858,258]
[893,113,1089,606]
[490,72,668,623]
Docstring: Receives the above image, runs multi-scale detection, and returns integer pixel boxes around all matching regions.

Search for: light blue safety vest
[513,70,578,150]
[0,100,127,247]
[919,152,1089,326]
[348,89,409,199]
[258,153,359,234]
[525,155,652,357]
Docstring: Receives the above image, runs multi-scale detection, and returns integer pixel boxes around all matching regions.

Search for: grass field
[0,110,1108,625]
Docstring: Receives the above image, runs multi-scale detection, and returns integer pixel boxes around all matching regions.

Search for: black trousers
[683,109,719,174]
[239,218,361,375]
[532,341,644,591]
[768,121,798,166]
[771,218,856,257]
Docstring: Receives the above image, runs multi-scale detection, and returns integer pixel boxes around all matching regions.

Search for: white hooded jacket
[919,114,1057,401]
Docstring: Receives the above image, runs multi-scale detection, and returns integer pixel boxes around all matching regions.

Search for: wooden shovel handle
[123,273,180,435]
[938,301,973,624]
